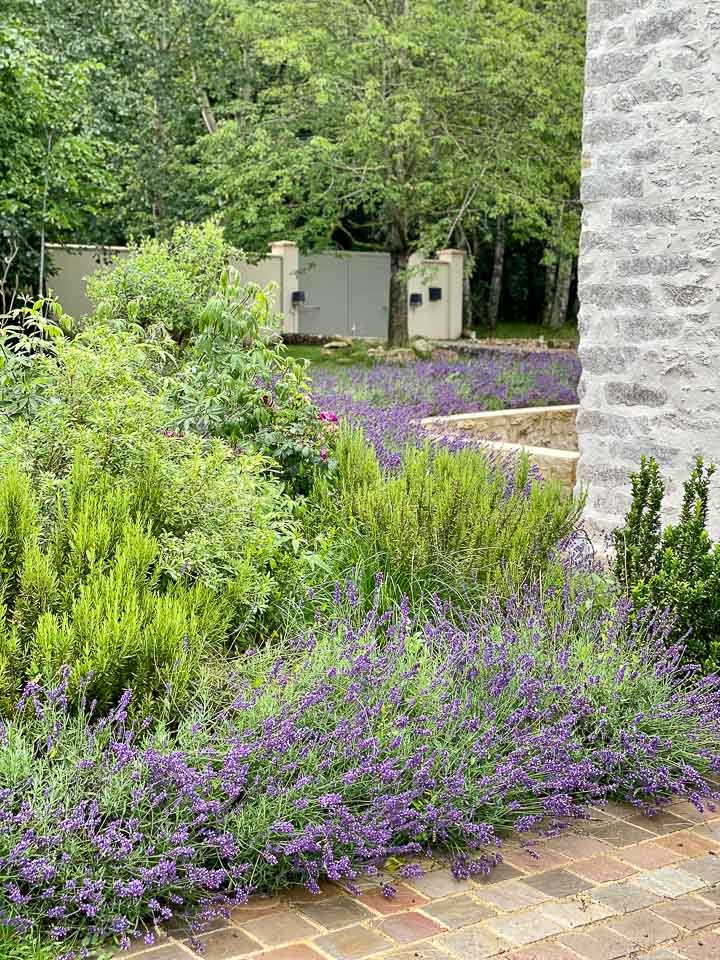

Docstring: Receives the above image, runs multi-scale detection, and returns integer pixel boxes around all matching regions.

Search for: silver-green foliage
[315,429,583,606]
[0,460,231,714]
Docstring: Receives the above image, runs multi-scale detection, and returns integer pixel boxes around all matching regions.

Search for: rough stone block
[610,203,679,226]
[586,52,649,85]
[636,9,693,45]
[581,285,652,309]
[613,79,683,109]
[579,347,638,374]
[584,117,641,144]
[616,254,690,276]
[605,382,667,407]
[661,284,714,307]
[587,0,651,22]
[582,172,644,202]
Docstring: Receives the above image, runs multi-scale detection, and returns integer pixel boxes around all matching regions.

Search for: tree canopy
[2,0,585,339]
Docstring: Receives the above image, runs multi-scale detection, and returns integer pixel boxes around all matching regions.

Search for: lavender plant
[1,582,718,956]
[307,349,580,468]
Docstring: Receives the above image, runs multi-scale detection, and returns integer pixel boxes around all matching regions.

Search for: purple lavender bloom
[3,576,720,951]
[306,350,580,468]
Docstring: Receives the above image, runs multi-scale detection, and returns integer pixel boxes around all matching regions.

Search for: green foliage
[614,457,720,671]
[0,924,57,960]
[4,219,335,488]
[87,221,229,334]
[312,428,583,607]
[204,0,585,341]
[85,223,334,492]
[0,312,308,640]
[171,266,328,485]
[10,0,586,338]
[0,319,171,479]
[0,459,231,714]
[0,16,115,305]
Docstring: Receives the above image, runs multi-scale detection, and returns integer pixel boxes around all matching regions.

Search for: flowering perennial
[308,350,580,467]
[1,581,718,955]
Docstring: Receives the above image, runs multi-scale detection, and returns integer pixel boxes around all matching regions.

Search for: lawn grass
[284,342,376,367]
[284,322,578,368]
[475,321,578,341]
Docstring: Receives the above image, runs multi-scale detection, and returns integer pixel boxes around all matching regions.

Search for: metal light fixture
[428,287,442,302]
[409,293,423,308]
[291,290,306,305]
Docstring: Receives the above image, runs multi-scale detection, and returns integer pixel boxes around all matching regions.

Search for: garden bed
[307,352,580,468]
[3,231,720,960]
[422,404,580,487]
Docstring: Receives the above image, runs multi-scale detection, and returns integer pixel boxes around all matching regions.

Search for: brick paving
[119,800,720,959]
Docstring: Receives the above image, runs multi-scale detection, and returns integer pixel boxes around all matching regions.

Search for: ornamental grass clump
[1,582,719,955]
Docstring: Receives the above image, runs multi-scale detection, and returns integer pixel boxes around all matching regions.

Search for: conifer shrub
[614,456,720,671]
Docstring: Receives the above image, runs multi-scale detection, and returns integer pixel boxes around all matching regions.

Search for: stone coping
[421,404,580,426]
[422,405,580,488]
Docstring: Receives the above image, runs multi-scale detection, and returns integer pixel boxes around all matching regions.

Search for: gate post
[438,248,465,340]
[269,241,301,332]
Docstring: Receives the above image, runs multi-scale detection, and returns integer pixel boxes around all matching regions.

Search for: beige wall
[408,256,449,340]
[407,249,464,341]
[47,241,465,341]
[45,244,282,320]
[46,245,129,319]
[231,255,283,311]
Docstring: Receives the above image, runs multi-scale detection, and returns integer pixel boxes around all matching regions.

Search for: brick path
[121,800,720,960]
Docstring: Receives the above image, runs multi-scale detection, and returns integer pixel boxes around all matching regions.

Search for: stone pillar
[437,248,465,340]
[577,1,720,535]
[269,240,301,333]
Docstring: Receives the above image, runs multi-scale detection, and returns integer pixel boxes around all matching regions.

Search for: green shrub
[171,268,334,494]
[84,223,334,493]
[614,456,720,671]
[86,221,229,336]
[310,429,583,607]
[0,323,306,640]
[0,322,171,480]
[0,460,231,714]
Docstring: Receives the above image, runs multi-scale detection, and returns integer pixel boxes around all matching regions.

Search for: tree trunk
[486,214,506,334]
[191,65,218,134]
[389,248,409,347]
[541,258,558,328]
[457,222,474,331]
[388,208,409,346]
[549,253,572,330]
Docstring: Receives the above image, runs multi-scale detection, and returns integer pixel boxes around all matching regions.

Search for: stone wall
[422,406,580,489]
[577,0,720,535]
[422,406,579,451]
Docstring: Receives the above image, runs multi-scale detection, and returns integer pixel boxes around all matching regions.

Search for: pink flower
[318,411,338,423]
[320,448,328,461]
